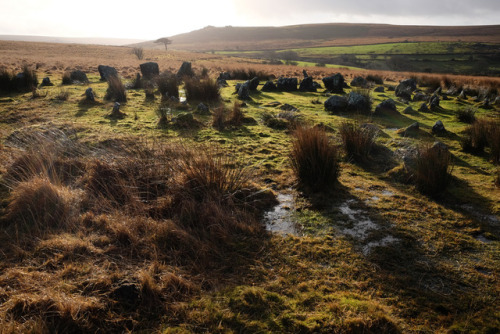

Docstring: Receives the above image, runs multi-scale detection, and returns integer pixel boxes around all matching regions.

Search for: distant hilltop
[133,23,500,51]
[0,35,147,46]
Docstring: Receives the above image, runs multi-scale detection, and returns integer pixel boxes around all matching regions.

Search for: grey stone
[261,81,277,92]
[299,76,317,92]
[98,65,118,81]
[238,82,250,100]
[458,90,467,99]
[324,95,348,113]
[140,62,159,79]
[419,103,429,112]
[350,76,368,87]
[374,86,384,93]
[85,87,95,101]
[347,91,370,112]
[40,77,53,87]
[277,77,298,91]
[395,78,417,100]
[413,92,428,102]
[375,99,397,114]
[403,106,414,114]
[177,61,194,78]
[429,95,440,110]
[322,73,344,93]
[197,103,210,114]
[432,120,446,134]
[218,72,231,80]
[249,77,260,91]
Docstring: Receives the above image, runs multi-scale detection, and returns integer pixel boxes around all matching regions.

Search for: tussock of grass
[339,121,377,161]
[456,107,476,123]
[104,76,127,102]
[290,126,340,191]
[184,77,220,102]
[415,144,453,195]
[156,72,179,99]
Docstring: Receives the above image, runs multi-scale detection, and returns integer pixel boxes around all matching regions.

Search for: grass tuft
[415,144,453,195]
[184,77,220,102]
[290,127,340,191]
[456,107,477,124]
[105,76,127,102]
[339,121,377,161]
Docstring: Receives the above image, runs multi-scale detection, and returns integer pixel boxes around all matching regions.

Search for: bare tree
[155,38,172,51]
[132,47,144,60]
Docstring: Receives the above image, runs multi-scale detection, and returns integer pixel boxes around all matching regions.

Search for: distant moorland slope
[136,23,500,51]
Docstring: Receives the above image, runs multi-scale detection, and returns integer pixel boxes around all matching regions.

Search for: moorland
[0,39,499,333]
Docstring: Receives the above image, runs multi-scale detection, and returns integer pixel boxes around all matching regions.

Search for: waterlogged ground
[0,59,499,332]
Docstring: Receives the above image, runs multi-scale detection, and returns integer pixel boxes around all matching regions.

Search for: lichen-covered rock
[299,76,317,92]
[40,77,53,87]
[350,76,368,87]
[237,82,250,100]
[322,73,344,93]
[249,77,260,91]
[432,121,446,135]
[395,78,417,100]
[347,91,371,112]
[261,81,277,92]
[375,99,397,114]
[85,87,95,101]
[277,77,298,91]
[324,95,348,113]
[374,86,384,93]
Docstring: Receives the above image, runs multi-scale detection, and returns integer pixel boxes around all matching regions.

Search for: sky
[0,0,499,40]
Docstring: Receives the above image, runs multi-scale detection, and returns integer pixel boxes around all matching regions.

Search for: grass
[0,41,499,333]
[456,107,477,123]
[184,77,220,102]
[104,76,127,102]
[290,126,340,191]
[339,121,377,161]
[156,73,179,99]
[415,144,453,195]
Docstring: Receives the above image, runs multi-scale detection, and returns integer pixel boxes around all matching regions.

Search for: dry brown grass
[0,128,276,332]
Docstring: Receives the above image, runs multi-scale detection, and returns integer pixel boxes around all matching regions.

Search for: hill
[136,23,500,51]
[0,35,147,46]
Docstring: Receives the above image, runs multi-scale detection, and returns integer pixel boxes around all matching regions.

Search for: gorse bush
[105,76,127,102]
[184,77,220,102]
[290,126,340,191]
[415,144,453,195]
[339,122,377,161]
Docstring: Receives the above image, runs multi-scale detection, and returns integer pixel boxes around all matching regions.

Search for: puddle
[339,200,380,239]
[264,193,301,236]
[381,190,394,197]
[362,235,398,255]
[338,200,399,254]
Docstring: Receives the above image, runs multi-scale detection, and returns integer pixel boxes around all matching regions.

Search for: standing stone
[277,77,298,91]
[40,77,53,87]
[85,87,95,101]
[375,99,397,114]
[140,62,159,79]
[395,78,417,100]
[238,82,250,100]
[432,121,446,135]
[98,65,118,81]
[429,95,440,110]
[350,76,368,87]
[374,86,384,93]
[249,77,260,91]
[299,76,317,92]
[347,91,370,112]
[322,73,344,93]
[177,62,194,78]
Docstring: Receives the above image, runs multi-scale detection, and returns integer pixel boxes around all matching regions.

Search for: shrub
[290,127,340,191]
[339,122,377,161]
[184,78,220,102]
[461,119,490,153]
[366,74,384,85]
[132,47,144,60]
[156,73,179,99]
[105,76,127,102]
[415,144,453,195]
[456,107,476,124]
[212,107,227,131]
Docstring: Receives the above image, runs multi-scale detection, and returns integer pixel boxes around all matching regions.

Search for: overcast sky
[0,0,498,40]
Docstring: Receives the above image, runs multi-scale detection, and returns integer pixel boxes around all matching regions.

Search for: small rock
[217,78,228,87]
[413,92,428,102]
[429,95,440,110]
[403,106,414,114]
[458,90,467,100]
[432,120,446,134]
[197,103,210,114]
[373,86,384,93]
[375,99,397,114]
[280,104,298,112]
[350,76,368,87]
[397,122,419,137]
[261,81,277,92]
[218,72,231,80]
[40,77,53,87]
[277,77,298,91]
[299,76,317,92]
[419,103,429,112]
[70,70,89,83]
[238,82,250,100]
[432,141,449,152]
[347,91,370,112]
[85,87,95,101]
[395,78,417,101]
